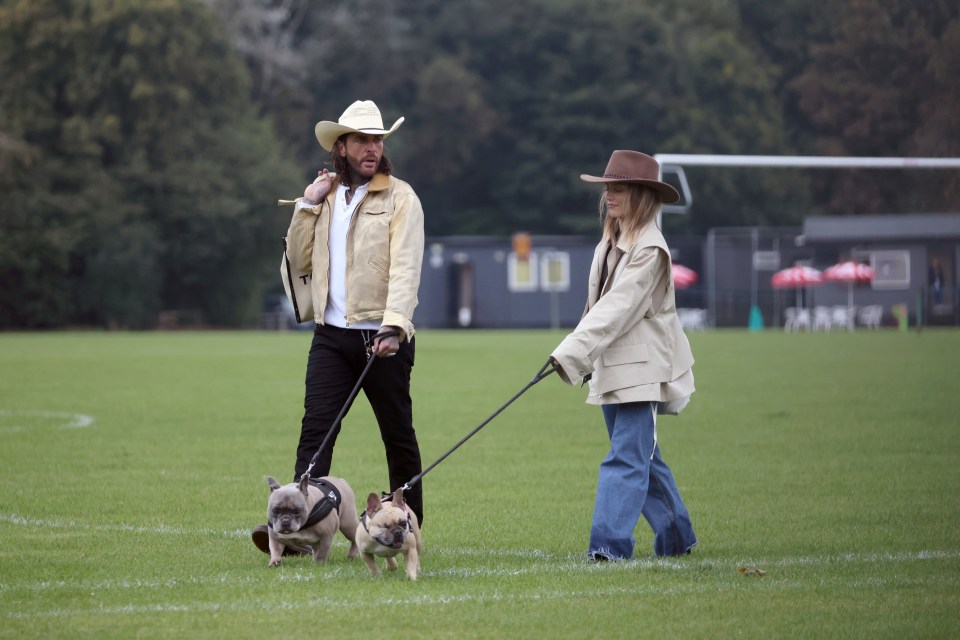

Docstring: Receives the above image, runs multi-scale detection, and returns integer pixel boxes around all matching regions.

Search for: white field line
[3,512,958,568]
[3,511,959,613]
[5,573,960,621]
[2,508,958,598]
[0,584,758,619]
[0,409,94,431]
[7,550,955,598]
[0,513,219,536]
[0,514,560,554]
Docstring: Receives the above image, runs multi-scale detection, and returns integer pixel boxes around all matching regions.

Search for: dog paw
[269,559,282,567]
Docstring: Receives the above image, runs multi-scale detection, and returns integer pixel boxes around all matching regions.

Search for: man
[252,100,425,555]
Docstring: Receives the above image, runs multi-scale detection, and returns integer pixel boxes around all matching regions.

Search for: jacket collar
[614,222,666,252]
[328,172,390,193]
[369,173,391,192]
[325,173,390,204]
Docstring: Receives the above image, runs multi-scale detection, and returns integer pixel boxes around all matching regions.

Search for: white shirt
[322,182,379,329]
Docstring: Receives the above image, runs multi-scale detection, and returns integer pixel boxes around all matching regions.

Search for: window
[871,250,910,290]
[508,251,538,292]
[540,251,570,292]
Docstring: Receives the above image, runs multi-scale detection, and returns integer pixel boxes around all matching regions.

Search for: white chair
[813,306,832,332]
[831,306,852,331]
[784,307,797,331]
[681,308,707,331]
[858,305,883,329]
[785,307,811,332]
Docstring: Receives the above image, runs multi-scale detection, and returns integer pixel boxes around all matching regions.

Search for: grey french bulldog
[264,475,359,567]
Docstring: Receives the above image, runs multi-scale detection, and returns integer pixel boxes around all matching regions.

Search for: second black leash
[400,358,558,492]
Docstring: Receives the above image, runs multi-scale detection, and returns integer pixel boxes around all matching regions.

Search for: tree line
[1,0,957,328]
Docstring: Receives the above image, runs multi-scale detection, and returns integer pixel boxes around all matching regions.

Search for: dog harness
[267,478,342,531]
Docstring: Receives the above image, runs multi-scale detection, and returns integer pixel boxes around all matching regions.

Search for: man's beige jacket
[283,173,424,340]
[552,223,695,405]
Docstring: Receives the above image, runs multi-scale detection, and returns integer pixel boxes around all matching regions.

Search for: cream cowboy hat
[580,150,680,203]
[314,100,405,151]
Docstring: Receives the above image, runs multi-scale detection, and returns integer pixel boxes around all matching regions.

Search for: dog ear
[392,488,405,509]
[365,492,382,516]
[298,475,310,498]
[267,476,282,492]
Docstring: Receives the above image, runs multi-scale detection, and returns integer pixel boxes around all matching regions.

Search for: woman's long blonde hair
[598,183,662,244]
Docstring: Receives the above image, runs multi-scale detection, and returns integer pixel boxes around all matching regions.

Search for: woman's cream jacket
[552,223,695,405]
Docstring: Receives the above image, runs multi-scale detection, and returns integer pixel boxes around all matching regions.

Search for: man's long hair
[329,135,393,189]
[599,184,662,245]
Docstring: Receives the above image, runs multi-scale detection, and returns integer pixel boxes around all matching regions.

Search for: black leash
[400,358,558,492]
[301,329,399,481]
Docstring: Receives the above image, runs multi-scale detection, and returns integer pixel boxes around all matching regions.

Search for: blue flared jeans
[588,401,697,559]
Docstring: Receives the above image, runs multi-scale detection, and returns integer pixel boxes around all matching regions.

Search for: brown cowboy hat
[580,150,680,203]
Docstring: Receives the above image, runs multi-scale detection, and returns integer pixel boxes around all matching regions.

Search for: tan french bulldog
[265,475,359,567]
[354,489,423,580]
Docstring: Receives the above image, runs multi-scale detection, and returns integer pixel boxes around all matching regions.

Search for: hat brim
[314,117,404,151]
[580,174,680,204]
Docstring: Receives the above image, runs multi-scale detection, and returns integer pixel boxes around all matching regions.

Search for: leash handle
[302,329,399,482]
[401,358,558,492]
[535,357,559,382]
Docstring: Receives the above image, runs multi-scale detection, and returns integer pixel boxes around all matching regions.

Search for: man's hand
[303,169,333,204]
[372,327,401,358]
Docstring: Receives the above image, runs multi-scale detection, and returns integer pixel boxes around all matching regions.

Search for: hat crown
[602,150,660,182]
[339,100,386,130]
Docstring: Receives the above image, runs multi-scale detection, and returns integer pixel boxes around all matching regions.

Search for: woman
[550,150,697,561]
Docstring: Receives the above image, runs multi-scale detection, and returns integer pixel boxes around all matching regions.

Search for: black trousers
[294,324,423,524]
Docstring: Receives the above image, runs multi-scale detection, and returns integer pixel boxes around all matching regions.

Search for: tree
[395,0,807,235]
[0,0,301,328]
[788,0,960,214]
[198,0,815,235]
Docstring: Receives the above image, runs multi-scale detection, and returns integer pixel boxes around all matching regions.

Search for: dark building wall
[415,236,596,329]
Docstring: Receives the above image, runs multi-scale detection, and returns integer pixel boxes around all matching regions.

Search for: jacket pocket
[359,205,389,224]
[354,208,390,258]
[601,343,649,366]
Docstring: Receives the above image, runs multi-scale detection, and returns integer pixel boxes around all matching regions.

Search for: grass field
[1,328,959,639]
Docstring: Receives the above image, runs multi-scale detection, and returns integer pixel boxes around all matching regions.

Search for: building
[801,213,958,326]
[413,232,705,329]
[410,213,959,330]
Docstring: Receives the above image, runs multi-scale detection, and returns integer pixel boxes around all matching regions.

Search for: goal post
[655,154,960,214]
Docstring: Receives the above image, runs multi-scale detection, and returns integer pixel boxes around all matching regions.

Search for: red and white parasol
[771,265,823,308]
[823,261,875,329]
[672,263,698,289]
[771,265,823,288]
[823,261,875,284]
